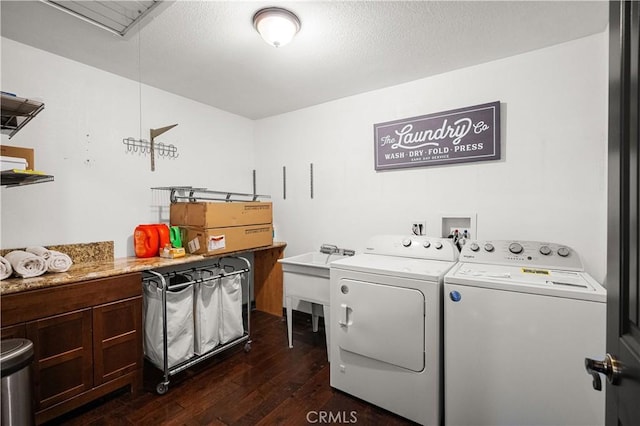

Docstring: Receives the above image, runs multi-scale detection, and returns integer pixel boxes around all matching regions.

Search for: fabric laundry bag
[143,277,194,369]
[193,269,222,355]
[219,273,244,344]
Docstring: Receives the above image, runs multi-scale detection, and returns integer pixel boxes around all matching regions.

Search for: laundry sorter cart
[142,256,251,394]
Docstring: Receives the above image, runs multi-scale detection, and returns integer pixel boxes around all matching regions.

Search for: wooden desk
[253,242,286,316]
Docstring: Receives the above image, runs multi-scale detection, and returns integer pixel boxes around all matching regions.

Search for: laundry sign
[374,101,501,170]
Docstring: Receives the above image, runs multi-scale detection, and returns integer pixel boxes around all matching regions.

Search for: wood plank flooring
[46,310,416,425]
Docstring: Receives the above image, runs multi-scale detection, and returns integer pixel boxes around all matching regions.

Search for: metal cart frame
[143,256,251,394]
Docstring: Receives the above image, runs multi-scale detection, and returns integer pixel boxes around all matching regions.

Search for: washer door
[335,278,425,371]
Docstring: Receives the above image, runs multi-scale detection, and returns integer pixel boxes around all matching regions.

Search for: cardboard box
[170,202,272,228]
[0,145,34,170]
[183,224,273,255]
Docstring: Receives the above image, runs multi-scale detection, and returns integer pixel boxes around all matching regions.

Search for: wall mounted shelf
[1,92,54,187]
[1,93,45,139]
[1,169,54,187]
[152,186,271,203]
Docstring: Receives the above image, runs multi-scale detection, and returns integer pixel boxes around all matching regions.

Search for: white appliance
[444,240,606,426]
[330,235,459,425]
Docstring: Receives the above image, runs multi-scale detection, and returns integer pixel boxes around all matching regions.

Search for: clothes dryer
[444,240,606,426]
[330,235,459,425]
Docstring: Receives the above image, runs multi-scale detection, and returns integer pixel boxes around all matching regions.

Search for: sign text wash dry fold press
[374,101,501,170]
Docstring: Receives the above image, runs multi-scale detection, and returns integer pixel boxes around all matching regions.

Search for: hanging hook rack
[122,138,179,158]
[122,123,179,170]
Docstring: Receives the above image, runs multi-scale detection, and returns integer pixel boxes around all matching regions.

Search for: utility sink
[278,252,349,278]
[278,251,353,361]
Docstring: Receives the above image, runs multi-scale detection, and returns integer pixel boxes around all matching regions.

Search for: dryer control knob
[470,242,480,252]
[434,242,443,250]
[484,243,495,252]
[402,238,412,247]
[540,245,552,256]
[423,241,431,248]
[557,247,570,257]
[509,242,524,254]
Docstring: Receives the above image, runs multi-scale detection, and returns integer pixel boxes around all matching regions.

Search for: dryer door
[335,278,425,371]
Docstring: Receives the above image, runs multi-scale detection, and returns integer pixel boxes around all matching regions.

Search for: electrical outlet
[412,221,427,236]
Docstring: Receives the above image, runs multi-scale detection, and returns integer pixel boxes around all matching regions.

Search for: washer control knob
[402,238,412,247]
[470,242,480,252]
[484,243,495,252]
[509,242,524,254]
[423,241,431,248]
[539,245,552,256]
[557,247,570,257]
[434,242,443,250]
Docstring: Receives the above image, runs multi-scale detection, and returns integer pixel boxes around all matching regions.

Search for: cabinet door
[26,309,93,410]
[92,296,142,386]
[1,323,26,340]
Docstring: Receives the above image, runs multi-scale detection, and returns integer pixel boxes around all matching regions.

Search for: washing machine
[444,240,606,426]
[330,234,459,425]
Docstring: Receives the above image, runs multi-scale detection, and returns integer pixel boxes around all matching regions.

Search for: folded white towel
[47,250,73,273]
[4,251,47,278]
[26,246,52,259]
[0,256,13,280]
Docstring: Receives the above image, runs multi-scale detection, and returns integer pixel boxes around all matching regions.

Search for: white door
[334,278,425,372]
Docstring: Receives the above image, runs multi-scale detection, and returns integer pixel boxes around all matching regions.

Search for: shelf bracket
[149,124,178,171]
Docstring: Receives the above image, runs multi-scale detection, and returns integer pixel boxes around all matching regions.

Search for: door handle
[585,353,622,391]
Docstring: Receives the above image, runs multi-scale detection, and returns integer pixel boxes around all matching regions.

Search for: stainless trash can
[1,339,34,426]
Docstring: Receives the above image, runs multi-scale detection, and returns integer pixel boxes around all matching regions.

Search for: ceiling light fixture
[253,7,301,48]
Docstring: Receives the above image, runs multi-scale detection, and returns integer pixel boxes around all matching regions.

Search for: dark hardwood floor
[46,310,416,425]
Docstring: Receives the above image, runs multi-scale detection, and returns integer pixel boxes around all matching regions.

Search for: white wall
[1,38,256,257]
[255,33,609,283]
[1,33,609,283]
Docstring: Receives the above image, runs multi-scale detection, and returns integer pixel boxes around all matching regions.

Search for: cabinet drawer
[2,273,142,327]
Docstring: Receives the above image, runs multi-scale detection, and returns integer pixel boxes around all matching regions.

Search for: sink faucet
[320,244,339,254]
[320,244,355,256]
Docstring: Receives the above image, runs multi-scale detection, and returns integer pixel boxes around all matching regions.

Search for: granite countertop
[0,241,287,296]
[0,254,206,295]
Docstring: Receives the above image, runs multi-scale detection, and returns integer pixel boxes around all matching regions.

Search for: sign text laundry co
[374,101,501,170]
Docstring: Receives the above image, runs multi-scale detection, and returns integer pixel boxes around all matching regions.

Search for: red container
[154,224,171,253]
[134,225,160,258]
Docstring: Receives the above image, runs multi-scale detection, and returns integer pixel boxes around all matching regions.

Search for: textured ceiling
[1,1,608,120]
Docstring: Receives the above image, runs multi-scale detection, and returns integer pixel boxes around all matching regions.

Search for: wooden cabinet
[0,273,142,425]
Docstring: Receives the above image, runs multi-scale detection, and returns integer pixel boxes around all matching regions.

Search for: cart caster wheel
[244,342,251,352]
[156,382,169,395]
